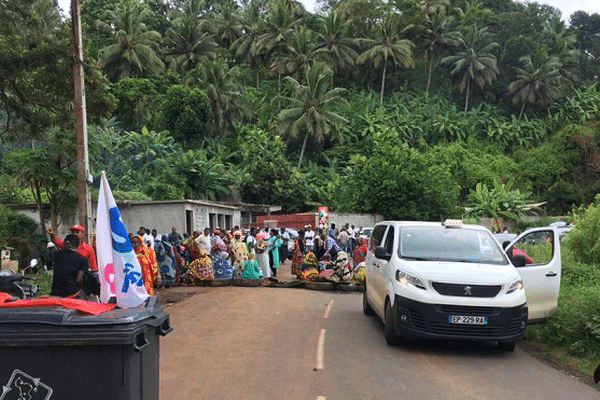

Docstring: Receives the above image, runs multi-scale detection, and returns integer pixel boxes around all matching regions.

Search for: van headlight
[395,269,426,290]
[507,278,524,294]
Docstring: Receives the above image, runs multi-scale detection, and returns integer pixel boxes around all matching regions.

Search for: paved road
[159,286,600,400]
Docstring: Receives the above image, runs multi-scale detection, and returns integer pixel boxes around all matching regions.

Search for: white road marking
[316,329,326,370]
[323,300,334,319]
[316,397,326,400]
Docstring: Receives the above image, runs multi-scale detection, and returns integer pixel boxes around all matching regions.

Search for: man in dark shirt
[50,234,88,298]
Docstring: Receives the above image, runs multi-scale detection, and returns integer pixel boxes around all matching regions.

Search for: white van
[363,220,561,351]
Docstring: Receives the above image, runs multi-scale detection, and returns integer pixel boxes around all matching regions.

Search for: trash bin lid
[0,297,171,346]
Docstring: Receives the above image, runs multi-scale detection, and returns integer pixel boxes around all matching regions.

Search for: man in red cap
[46,224,97,271]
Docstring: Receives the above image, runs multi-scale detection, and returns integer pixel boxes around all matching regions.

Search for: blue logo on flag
[109,207,133,253]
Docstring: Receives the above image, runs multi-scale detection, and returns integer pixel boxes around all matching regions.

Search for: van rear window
[399,227,507,264]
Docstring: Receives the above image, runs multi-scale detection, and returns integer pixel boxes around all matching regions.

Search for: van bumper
[391,295,528,342]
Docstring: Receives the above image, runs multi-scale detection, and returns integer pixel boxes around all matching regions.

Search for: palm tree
[314,10,359,76]
[186,57,252,137]
[163,15,220,75]
[212,0,243,50]
[441,25,499,111]
[545,17,579,86]
[507,49,562,120]
[417,9,461,93]
[357,14,415,105]
[97,1,165,80]
[270,26,317,81]
[274,63,349,167]
[231,1,268,87]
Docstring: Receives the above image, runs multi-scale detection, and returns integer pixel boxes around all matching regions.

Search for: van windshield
[398,226,507,264]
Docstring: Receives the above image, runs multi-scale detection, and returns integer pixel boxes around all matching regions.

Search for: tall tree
[441,25,499,111]
[270,26,318,81]
[186,57,252,137]
[507,49,562,120]
[163,15,220,76]
[97,0,165,80]
[415,9,461,93]
[314,10,359,76]
[274,63,349,167]
[231,0,268,87]
[357,13,415,105]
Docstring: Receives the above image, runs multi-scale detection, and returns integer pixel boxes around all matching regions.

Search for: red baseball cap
[69,224,85,232]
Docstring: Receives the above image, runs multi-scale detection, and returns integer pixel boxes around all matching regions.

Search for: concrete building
[11,200,280,239]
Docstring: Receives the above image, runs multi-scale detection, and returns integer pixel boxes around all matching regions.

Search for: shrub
[565,195,600,264]
[0,205,40,246]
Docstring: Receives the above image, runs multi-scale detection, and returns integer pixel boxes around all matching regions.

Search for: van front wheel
[384,300,401,345]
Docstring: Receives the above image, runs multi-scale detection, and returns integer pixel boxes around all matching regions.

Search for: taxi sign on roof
[443,219,463,228]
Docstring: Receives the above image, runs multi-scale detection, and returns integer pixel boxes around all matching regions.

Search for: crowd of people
[44,221,370,299]
[291,223,368,283]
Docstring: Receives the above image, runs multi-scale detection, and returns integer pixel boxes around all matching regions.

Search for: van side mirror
[375,246,391,261]
[511,254,527,268]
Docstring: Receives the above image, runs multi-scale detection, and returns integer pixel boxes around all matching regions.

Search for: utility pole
[72,0,93,243]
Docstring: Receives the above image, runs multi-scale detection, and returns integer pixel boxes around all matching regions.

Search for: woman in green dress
[266,229,282,277]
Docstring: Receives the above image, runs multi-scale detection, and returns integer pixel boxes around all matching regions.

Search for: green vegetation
[1,0,600,375]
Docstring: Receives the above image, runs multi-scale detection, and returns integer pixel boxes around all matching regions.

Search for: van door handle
[546,271,557,277]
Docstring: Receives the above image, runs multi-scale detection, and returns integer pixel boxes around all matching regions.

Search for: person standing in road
[47,224,97,271]
[196,227,212,254]
[304,226,315,252]
[266,229,282,277]
[168,226,183,247]
[131,234,160,295]
[279,227,290,262]
[255,231,270,279]
[291,228,305,277]
[231,230,249,277]
[245,227,257,255]
[50,234,89,298]
[139,226,155,249]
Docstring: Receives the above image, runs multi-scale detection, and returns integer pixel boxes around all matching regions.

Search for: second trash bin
[0,296,172,400]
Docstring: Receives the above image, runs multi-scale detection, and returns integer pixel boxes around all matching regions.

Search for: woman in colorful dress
[211,229,233,279]
[187,249,213,283]
[353,237,369,265]
[255,232,270,279]
[183,232,202,263]
[300,251,319,280]
[241,252,262,279]
[291,228,305,277]
[131,235,160,295]
[266,229,282,277]
[230,230,249,277]
[154,235,176,287]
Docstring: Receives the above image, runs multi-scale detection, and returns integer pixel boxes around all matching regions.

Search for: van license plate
[448,315,488,325]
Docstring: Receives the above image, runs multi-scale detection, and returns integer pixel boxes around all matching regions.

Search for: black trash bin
[0,296,172,400]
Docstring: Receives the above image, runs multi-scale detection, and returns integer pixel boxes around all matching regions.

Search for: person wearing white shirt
[196,227,211,254]
[304,226,315,252]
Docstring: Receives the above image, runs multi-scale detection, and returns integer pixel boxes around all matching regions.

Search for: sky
[57,0,599,22]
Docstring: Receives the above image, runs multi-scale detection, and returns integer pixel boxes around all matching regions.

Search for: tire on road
[210,278,232,287]
[232,278,262,287]
[304,281,336,291]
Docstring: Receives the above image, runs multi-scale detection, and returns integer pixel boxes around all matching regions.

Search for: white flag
[96,171,149,307]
